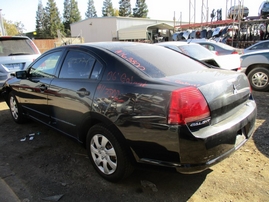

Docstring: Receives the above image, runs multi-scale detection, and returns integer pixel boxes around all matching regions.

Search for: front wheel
[247,67,269,91]
[9,92,25,123]
[86,124,133,182]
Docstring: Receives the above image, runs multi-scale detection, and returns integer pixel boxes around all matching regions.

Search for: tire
[86,124,134,182]
[9,92,25,124]
[247,67,269,91]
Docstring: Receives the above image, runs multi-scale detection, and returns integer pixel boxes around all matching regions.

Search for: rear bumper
[177,99,256,173]
[136,100,257,174]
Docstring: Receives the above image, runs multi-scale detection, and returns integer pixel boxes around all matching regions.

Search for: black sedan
[1,42,257,182]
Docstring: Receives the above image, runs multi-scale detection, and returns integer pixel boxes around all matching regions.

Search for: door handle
[76,89,90,96]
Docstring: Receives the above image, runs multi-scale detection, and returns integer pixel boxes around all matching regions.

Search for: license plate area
[4,63,24,71]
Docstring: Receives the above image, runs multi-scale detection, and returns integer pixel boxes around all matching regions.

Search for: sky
[0,0,260,32]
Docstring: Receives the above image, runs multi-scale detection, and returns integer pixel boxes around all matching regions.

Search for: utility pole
[189,0,196,24]
[201,0,209,24]
[0,9,7,36]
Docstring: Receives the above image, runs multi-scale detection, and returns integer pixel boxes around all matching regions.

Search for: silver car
[243,40,269,54]
[228,5,249,20]
[0,36,40,91]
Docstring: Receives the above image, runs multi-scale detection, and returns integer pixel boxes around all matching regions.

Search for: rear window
[214,42,235,50]
[106,43,207,78]
[0,37,39,56]
[176,44,214,60]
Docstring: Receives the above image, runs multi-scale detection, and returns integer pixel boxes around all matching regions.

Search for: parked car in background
[258,0,269,19]
[190,39,241,55]
[228,5,249,19]
[240,49,269,91]
[243,40,269,54]
[0,36,40,91]
[156,41,241,71]
[1,42,257,182]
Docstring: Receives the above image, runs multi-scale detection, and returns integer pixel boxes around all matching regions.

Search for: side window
[30,51,62,78]
[91,61,103,80]
[59,50,96,79]
[208,45,215,51]
[201,44,209,49]
[251,43,264,50]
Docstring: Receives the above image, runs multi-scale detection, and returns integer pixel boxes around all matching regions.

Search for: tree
[14,22,25,35]
[114,9,119,16]
[63,0,81,37]
[133,0,148,18]
[44,0,64,39]
[85,0,97,18]
[119,0,131,17]
[102,0,114,17]
[35,0,47,38]
[3,20,19,36]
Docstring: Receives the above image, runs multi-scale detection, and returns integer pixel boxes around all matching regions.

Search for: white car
[0,36,41,91]
[156,41,241,72]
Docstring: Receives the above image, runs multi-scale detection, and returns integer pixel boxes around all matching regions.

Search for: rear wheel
[86,124,133,182]
[248,67,269,91]
[9,92,25,123]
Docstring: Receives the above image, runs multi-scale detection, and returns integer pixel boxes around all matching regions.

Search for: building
[70,16,176,43]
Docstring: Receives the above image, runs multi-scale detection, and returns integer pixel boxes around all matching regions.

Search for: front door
[18,51,62,124]
[48,49,103,138]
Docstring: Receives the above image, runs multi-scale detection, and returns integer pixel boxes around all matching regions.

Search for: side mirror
[15,70,28,79]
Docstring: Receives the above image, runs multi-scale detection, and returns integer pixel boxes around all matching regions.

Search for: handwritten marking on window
[114,50,146,71]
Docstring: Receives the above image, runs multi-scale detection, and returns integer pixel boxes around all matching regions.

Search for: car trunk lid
[164,69,251,125]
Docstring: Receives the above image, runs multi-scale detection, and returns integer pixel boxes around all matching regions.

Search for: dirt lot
[0,91,268,202]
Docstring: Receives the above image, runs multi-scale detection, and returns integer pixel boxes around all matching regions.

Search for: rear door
[48,48,103,138]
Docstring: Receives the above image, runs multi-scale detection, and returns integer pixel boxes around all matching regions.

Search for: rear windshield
[0,38,38,56]
[176,44,214,60]
[213,42,235,50]
[106,43,208,78]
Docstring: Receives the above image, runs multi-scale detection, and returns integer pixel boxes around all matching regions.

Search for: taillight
[27,40,40,54]
[236,67,242,72]
[231,51,238,54]
[168,87,210,125]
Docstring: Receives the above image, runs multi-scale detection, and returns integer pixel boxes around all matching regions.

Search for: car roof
[157,41,201,46]
[245,40,269,49]
[242,49,269,56]
[194,40,235,49]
